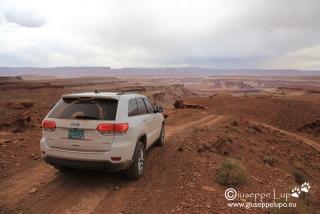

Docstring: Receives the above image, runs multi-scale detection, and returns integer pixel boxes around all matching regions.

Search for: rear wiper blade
[75,115,100,119]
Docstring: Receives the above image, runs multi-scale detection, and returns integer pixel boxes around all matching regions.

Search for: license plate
[68,130,84,139]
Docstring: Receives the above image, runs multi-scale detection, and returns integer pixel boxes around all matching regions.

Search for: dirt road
[1,112,319,214]
[252,122,320,151]
[0,113,223,214]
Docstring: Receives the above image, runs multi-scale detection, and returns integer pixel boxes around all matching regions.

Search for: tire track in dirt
[0,164,53,210]
[0,165,115,214]
[98,114,224,214]
[252,121,320,151]
[63,183,111,214]
[1,114,224,214]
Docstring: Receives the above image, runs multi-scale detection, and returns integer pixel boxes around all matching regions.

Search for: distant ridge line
[0,67,319,77]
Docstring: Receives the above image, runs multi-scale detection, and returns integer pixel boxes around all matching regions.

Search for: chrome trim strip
[49,146,109,153]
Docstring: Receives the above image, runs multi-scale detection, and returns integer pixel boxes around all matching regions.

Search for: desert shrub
[202,143,210,150]
[194,124,210,132]
[232,156,243,161]
[293,166,312,182]
[302,154,309,161]
[237,144,244,149]
[196,147,203,152]
[292,171,305,185]
[230,120,238,126]
[263,156,278,167]
[227,137,233,144]
[245,129,256,134]
[216,159,247,186]
[199,124,210,132]
[306,163,319,171]
[197,143,215,153]
[289,156,294,163]
[270,194,315,214]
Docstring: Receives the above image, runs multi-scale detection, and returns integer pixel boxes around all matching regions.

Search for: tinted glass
[136,98,147,115]
[128,99,139,117]
[48,98,118,120]
[144,98,155,114]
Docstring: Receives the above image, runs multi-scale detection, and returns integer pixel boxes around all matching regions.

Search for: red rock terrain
[0,76,319,214]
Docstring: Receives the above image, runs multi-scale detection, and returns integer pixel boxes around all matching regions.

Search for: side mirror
[156,106,163,113]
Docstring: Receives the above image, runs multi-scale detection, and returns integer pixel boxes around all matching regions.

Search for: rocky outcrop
[144,86,166,91]
[152,91,166,101]
[173,100,206,109]
[0,76,23,81]
[0,113,31,133]
[113,84,197,106]
[0,82,64,91]
[211,138,232,156]
[173,100,184,109]
[276,87,311,96]
[298,120,320,137]
[7,102,34,110]
[120,77,202,84]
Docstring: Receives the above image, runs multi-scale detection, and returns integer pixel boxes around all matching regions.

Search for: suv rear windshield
[48,98,118,120]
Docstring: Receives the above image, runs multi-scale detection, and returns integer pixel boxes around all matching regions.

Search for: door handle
[143,118,147,121]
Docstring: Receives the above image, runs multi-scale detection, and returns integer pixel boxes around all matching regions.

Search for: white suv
[40,91,165,179]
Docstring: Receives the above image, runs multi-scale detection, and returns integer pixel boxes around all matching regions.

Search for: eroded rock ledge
[173,100,207,109]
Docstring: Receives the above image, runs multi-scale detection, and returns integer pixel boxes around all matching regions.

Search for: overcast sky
[0,0,319,70]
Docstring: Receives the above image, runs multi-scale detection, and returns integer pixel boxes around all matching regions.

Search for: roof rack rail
[116,92,138,95]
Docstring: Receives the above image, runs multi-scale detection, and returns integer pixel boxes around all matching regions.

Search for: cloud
[5,8,46,28]
[71,0,320,69]
[0,0,319,69]
[268,45,320,70]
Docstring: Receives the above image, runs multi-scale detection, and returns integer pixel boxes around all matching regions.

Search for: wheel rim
[137,147,144,175]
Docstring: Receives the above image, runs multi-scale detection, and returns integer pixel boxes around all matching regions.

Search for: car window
[143,98,155,114]
[48,98,118,120]
[128,99,139,117]
[136,98,147,115]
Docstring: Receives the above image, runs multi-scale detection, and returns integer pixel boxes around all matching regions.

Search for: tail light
[97,123,129,135]
[42,120,56,132]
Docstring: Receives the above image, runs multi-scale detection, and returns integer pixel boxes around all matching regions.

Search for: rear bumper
[40,135,137,171]
[43,156,133,171]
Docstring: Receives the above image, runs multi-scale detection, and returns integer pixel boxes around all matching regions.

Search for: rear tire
[125,141,145,179]
[154,124,165,146]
